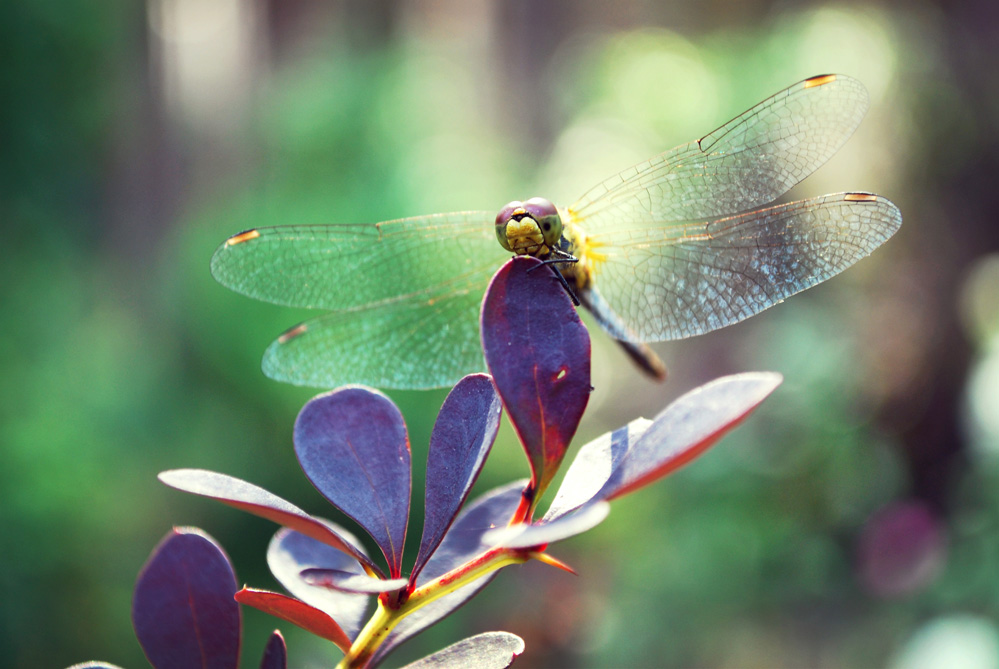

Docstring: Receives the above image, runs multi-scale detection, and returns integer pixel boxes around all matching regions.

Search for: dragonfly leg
[525,247,581,305]
[547,264,581,306]
[526,246,579,271]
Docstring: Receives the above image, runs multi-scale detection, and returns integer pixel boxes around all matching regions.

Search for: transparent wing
[262,282,488,389]
[210,211,505,389]
[210,211,501,311]
[582,193,901,342]
[569,74,869,227]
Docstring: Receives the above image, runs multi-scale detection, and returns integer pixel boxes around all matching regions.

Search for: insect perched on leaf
[212,73,901,390]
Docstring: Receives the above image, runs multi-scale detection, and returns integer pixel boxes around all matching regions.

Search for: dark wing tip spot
[226,229,261,246]
[277,323,308,344]
[804,73,838,88]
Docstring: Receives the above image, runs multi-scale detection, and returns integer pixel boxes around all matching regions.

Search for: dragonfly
[212,73,901,390]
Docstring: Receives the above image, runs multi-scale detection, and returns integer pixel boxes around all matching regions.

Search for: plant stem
[337,546,529,668]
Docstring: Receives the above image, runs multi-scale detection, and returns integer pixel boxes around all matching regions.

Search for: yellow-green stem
[337,547,529,668]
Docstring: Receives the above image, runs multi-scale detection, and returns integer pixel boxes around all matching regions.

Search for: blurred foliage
[3,1,999,668]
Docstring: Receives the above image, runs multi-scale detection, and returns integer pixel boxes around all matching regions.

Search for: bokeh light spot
[959,253,999,347]
[857,500,945,597]
[888,615,999,669]
[966,343,999,456]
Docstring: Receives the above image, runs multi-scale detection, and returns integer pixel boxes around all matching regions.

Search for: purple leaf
[235,588,351,652]
[267,527,371,640]
[259,630,287,669]
[400,632,525,669]
[412,374,502,582]
[301,569,409,593]
[159,469,380,575]
[372,481,527,667]
[132,527,241,669]
[483,501,610,549]
[543,418,650,521]
[550,373,783,514]
[416,480,527,584]
[295,387,411,577]
[481,257,591,505]
[601,372,782,499]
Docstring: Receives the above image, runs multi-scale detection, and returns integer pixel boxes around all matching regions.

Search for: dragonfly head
[494,197,564,257]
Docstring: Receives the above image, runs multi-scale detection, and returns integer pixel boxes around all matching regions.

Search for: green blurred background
[4,0,999,667]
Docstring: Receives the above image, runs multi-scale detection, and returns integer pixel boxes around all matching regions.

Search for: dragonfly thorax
[494,197,564,259]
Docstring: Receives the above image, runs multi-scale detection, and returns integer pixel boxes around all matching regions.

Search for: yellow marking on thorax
[561,210,601,291]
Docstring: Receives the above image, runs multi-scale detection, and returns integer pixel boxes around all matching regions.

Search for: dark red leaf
[372,481,527,667]
[549,373,782,514]
[601,372,782,499]
[481,257,591,504]
[416,480,526,585]
[295,387,411,577]
[400,632,525,669]
[267,527,371,640]
[132,527,241,669]
[235,588,351,653]
[159,469,380,575]
[412,374,502,582]
[259,630,287,669]
[542,418,650,521]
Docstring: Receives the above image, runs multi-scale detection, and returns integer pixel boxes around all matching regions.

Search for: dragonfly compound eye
[523,197,563,248]
[494,201,523,252]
